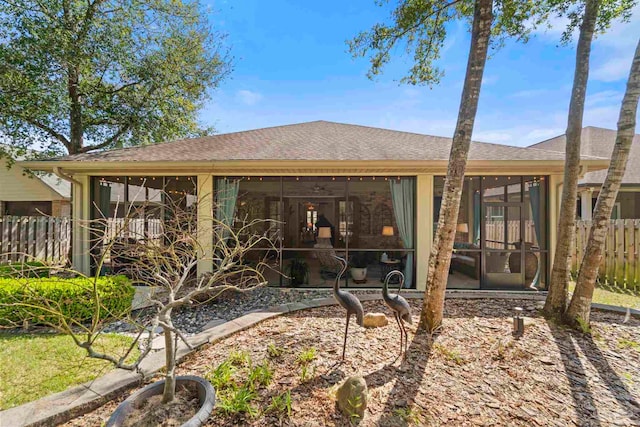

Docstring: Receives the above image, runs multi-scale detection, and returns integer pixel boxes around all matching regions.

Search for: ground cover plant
[0,332,137,410]
[63,298,640,426]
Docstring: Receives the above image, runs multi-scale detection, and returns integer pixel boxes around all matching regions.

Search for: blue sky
[200,0,640,147]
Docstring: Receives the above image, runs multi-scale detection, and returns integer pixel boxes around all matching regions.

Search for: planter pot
[106,375,216,427]
[350,267,367,281]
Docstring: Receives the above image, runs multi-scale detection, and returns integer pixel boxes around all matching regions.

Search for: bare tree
[1,188,277,404]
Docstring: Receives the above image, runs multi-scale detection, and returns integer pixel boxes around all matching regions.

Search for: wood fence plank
[1,217,8,263]
[635,220,640,291]
[36,218,46,259]
[46,218,54,262]
[28,217,36,260]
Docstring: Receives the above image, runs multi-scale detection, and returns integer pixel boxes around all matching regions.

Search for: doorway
[482,202,525,289]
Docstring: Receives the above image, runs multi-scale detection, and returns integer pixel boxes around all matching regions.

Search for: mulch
[63,298,640,426]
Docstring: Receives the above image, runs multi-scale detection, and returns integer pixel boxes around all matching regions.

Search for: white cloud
[236,90,263,106]
[482,75,499,86]
[473,131,512,143]
[510,89,550,98]
[586,90,622,107]
[591,56,634,82]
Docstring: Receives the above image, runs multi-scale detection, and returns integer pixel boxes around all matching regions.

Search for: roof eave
[19,158,608,176]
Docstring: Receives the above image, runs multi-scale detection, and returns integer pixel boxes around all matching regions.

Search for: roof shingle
[529,126,640,185]
[52,121,602,163]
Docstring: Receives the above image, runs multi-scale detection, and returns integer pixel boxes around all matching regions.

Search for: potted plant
[5,190,277,427]
[349,252,369,282]
[286,256,309,286]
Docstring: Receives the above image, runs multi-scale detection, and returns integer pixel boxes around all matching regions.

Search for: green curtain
[390,178,415,287]
[99,184,112,217]
[215,178,240,239]
[473,192,480,244]
[529,182,541,286]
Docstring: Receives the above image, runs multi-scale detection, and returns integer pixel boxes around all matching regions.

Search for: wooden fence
[485,220,539,249]
[573,219,640,290]
[0,216,71,264]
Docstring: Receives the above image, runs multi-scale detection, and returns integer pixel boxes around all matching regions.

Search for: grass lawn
[0,332,137,410]
[569,282,640,309]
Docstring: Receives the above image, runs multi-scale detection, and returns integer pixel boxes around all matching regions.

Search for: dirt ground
[64,298,640,426]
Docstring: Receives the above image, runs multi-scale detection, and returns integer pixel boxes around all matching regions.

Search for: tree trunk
[68,65,83,155]
[543,0,599,319]
[566,39,640,326]
[420,0,493,333]
[161,312,177,404]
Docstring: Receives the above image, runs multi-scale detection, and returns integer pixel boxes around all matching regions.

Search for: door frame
[481,201,525,289]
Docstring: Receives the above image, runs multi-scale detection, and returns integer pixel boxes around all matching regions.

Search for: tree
[349,0,542,332]
[1,188,277,406]
[0,0,230,158]
[544,0,600,319]
[566,38,640,326]
[543,0,636,319]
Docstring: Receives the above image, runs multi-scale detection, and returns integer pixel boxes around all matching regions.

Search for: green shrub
[0,275,134,326]
[0,262,50,278]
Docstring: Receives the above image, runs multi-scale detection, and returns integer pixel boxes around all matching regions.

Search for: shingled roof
[51,121,601,163]
[529,126,640,185]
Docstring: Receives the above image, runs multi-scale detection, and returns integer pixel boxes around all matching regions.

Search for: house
[529,126,640,220]
[20,121,609,291]
[0,149,71,217]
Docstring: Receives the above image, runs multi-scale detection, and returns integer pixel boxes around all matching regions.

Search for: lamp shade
[456,223,469,233]
[317,227,332,239]
[382,226,394,236]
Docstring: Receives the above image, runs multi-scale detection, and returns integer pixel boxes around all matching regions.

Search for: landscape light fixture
[513,307,524,338]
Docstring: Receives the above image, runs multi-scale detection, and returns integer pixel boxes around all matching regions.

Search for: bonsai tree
[0,186,278,410]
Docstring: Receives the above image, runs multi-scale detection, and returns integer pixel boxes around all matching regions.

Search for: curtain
[215,178,240,240]
[473,192,480,244]
[390,179,415,287]
[529,182,541,286]
[99,184,112,217]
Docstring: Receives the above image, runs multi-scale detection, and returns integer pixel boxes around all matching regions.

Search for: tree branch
[25,119,70,147]
[77,123,131,152]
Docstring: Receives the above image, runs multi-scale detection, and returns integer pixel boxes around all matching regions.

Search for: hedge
[0,276,134,327]
[0,262,50,278]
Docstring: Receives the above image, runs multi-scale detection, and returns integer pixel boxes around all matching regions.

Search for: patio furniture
[379,259,401,283]
[313,242,342,279]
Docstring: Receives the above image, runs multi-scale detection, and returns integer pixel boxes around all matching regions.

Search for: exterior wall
[0,164,66,202]
[197,174,214,277]
[415,175,432,291]
[579,188,640,219]
[72,177,91,275]
[51,200,71,217]
[548,174,563,270]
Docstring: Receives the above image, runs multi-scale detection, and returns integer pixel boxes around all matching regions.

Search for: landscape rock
[336,375,368,420]
[363,312,389,328]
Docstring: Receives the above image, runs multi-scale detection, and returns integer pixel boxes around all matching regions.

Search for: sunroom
[20,121,609,291]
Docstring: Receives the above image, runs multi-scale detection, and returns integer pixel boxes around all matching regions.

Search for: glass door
[482,202,525,289]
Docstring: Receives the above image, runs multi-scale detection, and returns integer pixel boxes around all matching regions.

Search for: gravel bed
[106,286,385,336]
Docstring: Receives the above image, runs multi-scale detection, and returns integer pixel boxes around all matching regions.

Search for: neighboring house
[0,151,71,217]
[529,127,640,220]
[21,121,609,291]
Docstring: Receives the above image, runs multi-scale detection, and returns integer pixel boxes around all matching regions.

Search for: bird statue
[332,255,364,360]
[382,270,413,359]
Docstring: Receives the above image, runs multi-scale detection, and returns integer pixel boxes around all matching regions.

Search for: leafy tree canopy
[0,0,231,158]
[348,0,636,87]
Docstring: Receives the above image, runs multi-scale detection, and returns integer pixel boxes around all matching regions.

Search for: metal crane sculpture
[332,256,364,360]
[383,270,412,359]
